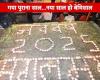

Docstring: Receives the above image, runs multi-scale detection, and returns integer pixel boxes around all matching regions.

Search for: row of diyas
[11,23,100,53]
[0,56,100,80]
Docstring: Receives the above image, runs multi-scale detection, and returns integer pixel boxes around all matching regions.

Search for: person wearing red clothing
[79,14,87,21]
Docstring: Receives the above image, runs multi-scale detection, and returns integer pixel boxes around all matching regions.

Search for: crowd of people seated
[26,12,100,22]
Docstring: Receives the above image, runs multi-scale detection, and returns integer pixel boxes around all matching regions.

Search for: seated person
[39,12,52,22]
[64,13,75,21]
[79,13,87,21]
[56,13,65,22]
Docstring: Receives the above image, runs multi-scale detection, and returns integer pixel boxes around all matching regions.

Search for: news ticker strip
[0,3,100,12]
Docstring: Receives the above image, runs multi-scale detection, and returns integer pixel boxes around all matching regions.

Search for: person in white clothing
[61,0,66,2]
[39,12,52,21]
[64,13,75,21]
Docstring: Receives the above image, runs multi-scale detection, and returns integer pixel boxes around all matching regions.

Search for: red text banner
[0,3,100,12]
